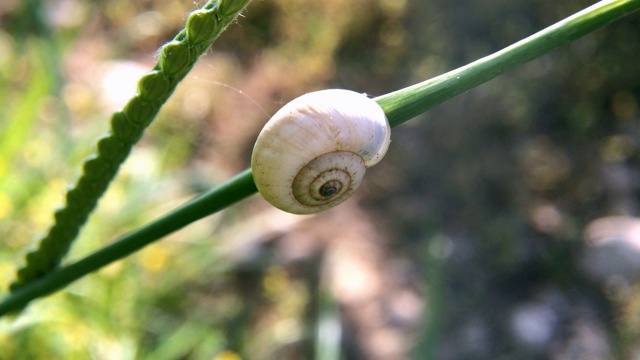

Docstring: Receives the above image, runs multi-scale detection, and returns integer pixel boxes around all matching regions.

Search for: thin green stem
[1,0,638,317]
[10,0,253,292]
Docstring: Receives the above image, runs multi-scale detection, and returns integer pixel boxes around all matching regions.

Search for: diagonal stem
[376,0,640,127]
[1,0,638,317]
[1,169,257,316]
[10,0,253,292]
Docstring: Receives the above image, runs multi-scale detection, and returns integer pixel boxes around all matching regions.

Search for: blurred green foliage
[1,0,639,359]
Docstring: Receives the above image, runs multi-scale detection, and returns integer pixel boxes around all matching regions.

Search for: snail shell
[251,89,391,214]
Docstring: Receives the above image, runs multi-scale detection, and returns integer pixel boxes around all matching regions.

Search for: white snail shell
[251,89,391,214]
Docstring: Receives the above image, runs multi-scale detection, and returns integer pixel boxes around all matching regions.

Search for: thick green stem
[1,170,256,316]
[376,0,640,127]
[1,0,638,317]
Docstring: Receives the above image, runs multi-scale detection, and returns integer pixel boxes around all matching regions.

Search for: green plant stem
[0,169,256,316]
[10,0,253,292]
[377,0,640,127]
[1,0,638,316]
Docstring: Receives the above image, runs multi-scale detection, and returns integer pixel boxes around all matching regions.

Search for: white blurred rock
[581,216,640,285]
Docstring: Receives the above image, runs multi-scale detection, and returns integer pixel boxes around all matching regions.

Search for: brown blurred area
[1,0,639,359]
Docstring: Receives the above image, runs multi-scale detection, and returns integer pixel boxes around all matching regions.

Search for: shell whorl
[251,89,390,214]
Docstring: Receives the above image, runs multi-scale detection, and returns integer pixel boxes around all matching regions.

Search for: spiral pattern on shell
[251,89,391,214]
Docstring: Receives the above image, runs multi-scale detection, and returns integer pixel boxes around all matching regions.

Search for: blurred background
[1,0,639,359]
